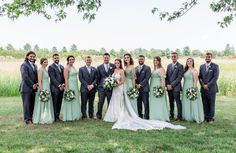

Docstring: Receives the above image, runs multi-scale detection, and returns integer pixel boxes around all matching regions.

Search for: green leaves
[0,0,101,22]
[152,0,236,28]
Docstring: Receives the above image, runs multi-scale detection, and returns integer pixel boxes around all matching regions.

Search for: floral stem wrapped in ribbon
[103,77,118,90]
[127,87,139,99]
[186,87,198,101]
[64,90,76,101]
[39,90,50,102]
[153,86,164,98]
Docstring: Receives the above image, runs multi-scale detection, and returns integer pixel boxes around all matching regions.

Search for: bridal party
[19,51,219,130]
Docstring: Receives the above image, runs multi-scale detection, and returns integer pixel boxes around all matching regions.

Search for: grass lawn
[0,96,235,153]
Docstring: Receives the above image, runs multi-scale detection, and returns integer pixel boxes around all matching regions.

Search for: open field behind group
[0,57,236,97]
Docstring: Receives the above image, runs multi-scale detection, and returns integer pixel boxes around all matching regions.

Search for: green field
[0,96,235,153]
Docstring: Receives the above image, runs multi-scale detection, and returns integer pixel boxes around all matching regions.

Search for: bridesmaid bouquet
[103,77,118,90]
[64,90,76,101]
[39,90,50,102]
[186,87,198,101]
[127,87,139,99]
[153,86,164,98]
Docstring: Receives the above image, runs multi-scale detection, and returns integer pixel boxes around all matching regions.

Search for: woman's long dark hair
[123,53,134,66]
[184,58,195,73]
[66,55,75,64]
[153,56,162,68]
[24,51,36,62]
[115,58,123,69]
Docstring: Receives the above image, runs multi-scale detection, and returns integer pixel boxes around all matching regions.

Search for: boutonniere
[109,67,113,70]
[174,65,178,69]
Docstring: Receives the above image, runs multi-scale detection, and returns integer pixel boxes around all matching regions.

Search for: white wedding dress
[104,73,186,131]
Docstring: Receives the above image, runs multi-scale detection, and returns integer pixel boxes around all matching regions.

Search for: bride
[104,55,186,131]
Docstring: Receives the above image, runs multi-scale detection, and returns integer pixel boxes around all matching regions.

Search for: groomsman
[79,56,97,120]
[136,55,151,119]
[166,52,183,121]
[48,53,65,122]
[20,51,38,125]
[199,52,219,124]
[96,53,115,119]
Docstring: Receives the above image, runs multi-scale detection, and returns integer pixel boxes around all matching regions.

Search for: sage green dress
[33,70,54,124]
[124,69,138,115]
[63,67,81,121]
[182,70,204,123]
[149,71,169,121]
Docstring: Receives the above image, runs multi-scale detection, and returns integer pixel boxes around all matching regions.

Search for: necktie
[57,64,61,72]
[87,67,91,74]
[139,65,142,73]
[206,65,210,72]
[105,64,108,72]
[30,62,35,71]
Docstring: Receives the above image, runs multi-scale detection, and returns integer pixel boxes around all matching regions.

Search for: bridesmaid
[182,58,204,123]
[149,56,169,121]
[63,55,81,121]
[123,53,138,115]
[33,58,54,124]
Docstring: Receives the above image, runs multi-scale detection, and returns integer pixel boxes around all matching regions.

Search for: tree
[0,0,101,22]
[100,48,106,55]
[6,44,14,51]
[0,1,235,27]
[70,44,78,52]
[62,46,67,52]
[33,44,40,52]
[23,43,32,51]
[109,49,117,57]
[192,49,202,57]
[0,47,3,51]
[51,46,58,52]
[223,44,234,56]
[183,46,191,56]
[175,48,182,56]
[152,0,236,28]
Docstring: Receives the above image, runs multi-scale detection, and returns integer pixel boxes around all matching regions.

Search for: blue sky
[0,0,235,51]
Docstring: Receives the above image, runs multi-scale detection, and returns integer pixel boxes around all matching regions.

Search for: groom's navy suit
[79,66,97,119]
[96,63,115,119]
[20,61,38,123]
[199,62,219,121]
[136,64,151,119]
[166,62,183,120]
[48,63,64,120]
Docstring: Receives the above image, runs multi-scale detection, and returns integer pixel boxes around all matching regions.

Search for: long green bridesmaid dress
[149,71,169,121]
[63,67,81,121]
[182,70,204,123]
[124,69,138,115]
[33,70,54,124]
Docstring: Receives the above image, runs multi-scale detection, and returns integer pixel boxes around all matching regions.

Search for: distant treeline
[0,43,235,59]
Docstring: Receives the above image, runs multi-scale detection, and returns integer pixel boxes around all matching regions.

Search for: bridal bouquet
[186,87,198,101]
[103,77,118,90]
[64,90,76,101]
[127,87,139,99]
[153,86,164,98]
[39,90,50,102]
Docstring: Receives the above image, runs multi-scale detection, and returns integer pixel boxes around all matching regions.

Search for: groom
[136,55,151,119]
[48,53,65,122]
[199,52,219,124]
[20,51,38,125]
[96,53,115,119]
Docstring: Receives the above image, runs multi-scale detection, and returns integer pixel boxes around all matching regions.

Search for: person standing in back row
[79,56,97,120]
[166,52,184,121]
[199,52,219,124]
[48,53,65,122]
